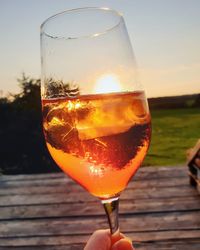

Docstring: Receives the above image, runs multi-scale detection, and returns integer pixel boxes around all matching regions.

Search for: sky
[0,0,200,98]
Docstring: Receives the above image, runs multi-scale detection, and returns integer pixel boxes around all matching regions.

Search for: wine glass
[40,7,151,242]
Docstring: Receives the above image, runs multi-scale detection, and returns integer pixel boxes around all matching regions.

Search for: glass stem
[101,196,119,235]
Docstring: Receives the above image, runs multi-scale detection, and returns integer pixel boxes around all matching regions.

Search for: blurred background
[0,0,199,174]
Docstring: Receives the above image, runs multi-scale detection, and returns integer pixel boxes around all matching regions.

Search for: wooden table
[0,166,200,250]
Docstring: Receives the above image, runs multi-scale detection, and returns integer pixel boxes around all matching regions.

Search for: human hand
[84,229,135,250]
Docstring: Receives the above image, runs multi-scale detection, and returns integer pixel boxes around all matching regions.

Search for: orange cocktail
[42,90,151,199]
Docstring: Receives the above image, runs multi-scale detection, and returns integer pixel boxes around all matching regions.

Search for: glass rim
[40,7,123,40]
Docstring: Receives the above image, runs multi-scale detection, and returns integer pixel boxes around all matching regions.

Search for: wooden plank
[0,172,64,182]
[123,185,198,200]
[0,166,187,184]
[1,241,200,250]
[0,196,200,220]
[0,211,200,238]
[1,242,200,250]
[0,229,200,247]
[0,246,83,250]
[0,185,198,207]
[0,176,189,196]
[134,240,200,250]
[0,176,70,188]
[0,247,83,250]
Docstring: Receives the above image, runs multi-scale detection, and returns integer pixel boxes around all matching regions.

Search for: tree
[12,73,41,112]
[0,74,58,174]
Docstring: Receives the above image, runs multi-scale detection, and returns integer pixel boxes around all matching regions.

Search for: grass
[144,108,200,166]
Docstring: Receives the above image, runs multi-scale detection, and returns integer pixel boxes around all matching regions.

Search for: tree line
[0,75,58,174]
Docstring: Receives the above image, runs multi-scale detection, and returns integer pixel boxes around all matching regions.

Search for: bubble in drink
[42,91,151,198]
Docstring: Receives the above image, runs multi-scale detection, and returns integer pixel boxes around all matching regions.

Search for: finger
[111,231,128,245]
[111,238,135,250]
[84,229,111,250]
[111,229,123,245]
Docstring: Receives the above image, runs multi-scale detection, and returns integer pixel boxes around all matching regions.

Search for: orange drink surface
[42,91,151,199]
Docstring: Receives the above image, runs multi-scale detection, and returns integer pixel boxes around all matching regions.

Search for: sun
[94,74,122,94]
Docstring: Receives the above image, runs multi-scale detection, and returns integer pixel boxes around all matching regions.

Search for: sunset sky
[0,0,200,98]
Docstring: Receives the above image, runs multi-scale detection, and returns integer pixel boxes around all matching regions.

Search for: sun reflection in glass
[94,74,122,94]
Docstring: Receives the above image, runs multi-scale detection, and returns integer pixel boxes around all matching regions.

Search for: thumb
[84,230,111,250]
[111,238,135,250]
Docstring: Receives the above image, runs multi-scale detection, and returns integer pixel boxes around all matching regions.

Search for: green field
[144,108,200,166]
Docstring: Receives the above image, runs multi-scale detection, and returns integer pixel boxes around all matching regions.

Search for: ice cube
[44,105,76,151]
[75,94,149,141]
[76,98,133,140]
